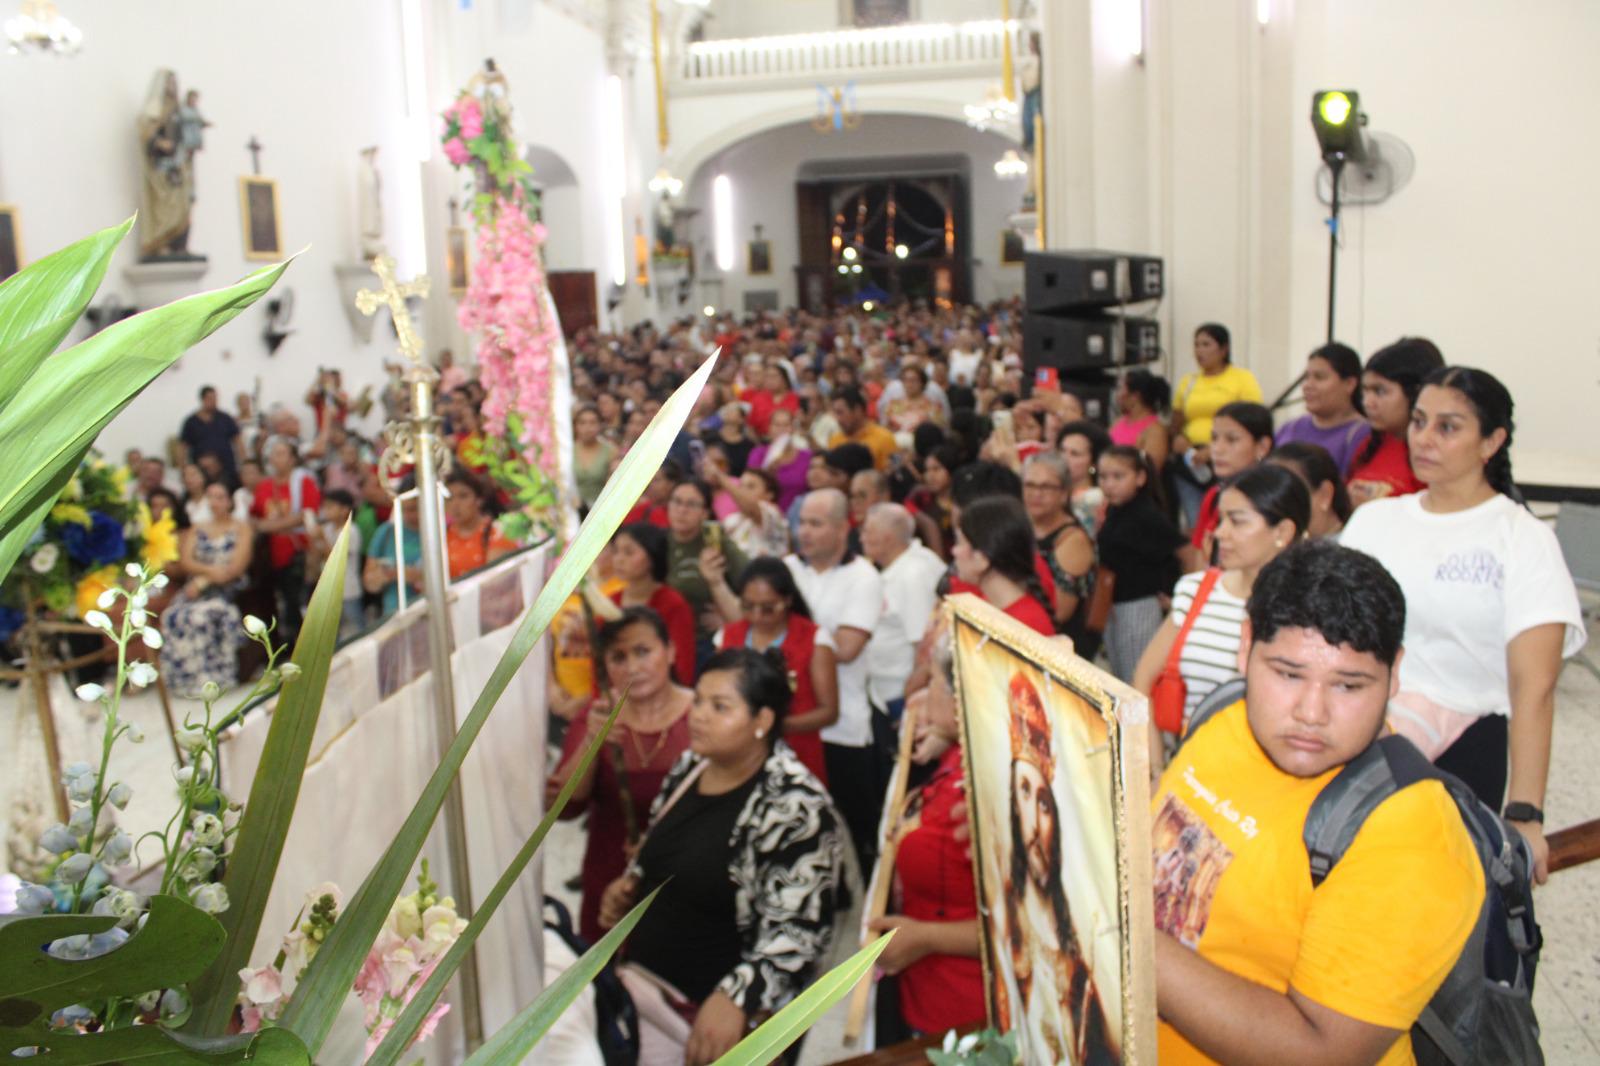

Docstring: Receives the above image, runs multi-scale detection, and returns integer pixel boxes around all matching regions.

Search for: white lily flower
[83,611,112,632]
[151,574,169,589]
[57,853,94,884]
[126,563,143,578]
[201,680,222,701]
[129,609,147,628]
[243,615,267,636]
[140,627,163,649]
[279,662,302,682]
[191,813,224,848]
[126,661,158,688]
[96,589,118,609]
[174,726,207,753]
[190,882,229,914]
[68,805,94,835]
[102,831,134,865]
[39,825,77,854]
[107,781,133,809]
[125,722,146,744]
[74,683,105,702]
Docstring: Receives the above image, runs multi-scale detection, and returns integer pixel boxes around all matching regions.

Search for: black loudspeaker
[1058,374,1116,426]
[1024,313,1160,372]
[1025,250,1164,314]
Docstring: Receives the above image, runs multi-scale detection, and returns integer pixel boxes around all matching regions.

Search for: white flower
[107,782,133,809]
[126,563,142,578]
[238,964,285,1006]
[29,543,59,573]
[46,928,127,960]
[14,882,55,915]
[56,853,94,884]
[125,722,145,744]
[243,615,267,637]
[174,766,195,786]
[129,609,147,629]
[421,903,467,959]
[65,771,96,803]
[63,761,93,779]
[151,574,169,589]
[83,610,112,632]
[278,662,302,682]
[126,661,158,688]
[135,990,161,1012]
[131,589,149,608]
[190,813,224,848]
[174,726,207,753]
[102,831,134,866]
[74,683,106,703]
[190,882,229,914]
[304,882,343,914]
[182,847,218,881]
[140,627,163,649]
[96,589,118,610]
[201,680,222,701]
[159,987,190,1024]
[68,805,94,835]
[91,886,142,925]
[39,825,77,854]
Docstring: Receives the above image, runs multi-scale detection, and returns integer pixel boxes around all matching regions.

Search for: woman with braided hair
[1342,366,1585,883]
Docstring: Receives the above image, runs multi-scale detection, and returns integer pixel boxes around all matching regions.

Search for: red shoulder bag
[1150,567,1223,735]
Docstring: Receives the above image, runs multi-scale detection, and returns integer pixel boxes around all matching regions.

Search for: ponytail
[1422,366,1523,505]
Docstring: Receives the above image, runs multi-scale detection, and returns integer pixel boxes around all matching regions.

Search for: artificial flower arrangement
[438,91,538,225]
[237,863,465,1057]
[5,565,293,1031]
[0,453,177,642]
[462,411,560,547]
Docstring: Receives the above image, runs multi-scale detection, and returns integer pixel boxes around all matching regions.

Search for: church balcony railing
[674,19,1026,92]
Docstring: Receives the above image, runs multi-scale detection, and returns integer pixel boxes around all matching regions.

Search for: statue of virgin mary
[138,69,202,261]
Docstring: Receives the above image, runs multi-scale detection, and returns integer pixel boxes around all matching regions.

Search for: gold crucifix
[356,254,430,365]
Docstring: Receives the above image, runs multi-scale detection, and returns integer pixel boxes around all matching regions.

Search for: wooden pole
[1549,818,1600,875]
[20,591,70,822]
[843,700,921,1046]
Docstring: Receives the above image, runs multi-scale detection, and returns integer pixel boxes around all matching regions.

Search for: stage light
[863,300,875,311]
[1256,0,1271,26]
[837,265,849,275]
[1311,89,1367,162]
[851,264,863,274]
[894,244,909,259]
[702,305,716,316]
[843,246,858,262]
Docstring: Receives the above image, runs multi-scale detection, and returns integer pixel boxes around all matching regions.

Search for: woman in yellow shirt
[1170,323,1263,526]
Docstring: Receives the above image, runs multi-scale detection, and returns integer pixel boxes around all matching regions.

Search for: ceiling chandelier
[964,84,1018,132]
[648,167,684,197]
[993,149,1029,180]
[5,0,82,55]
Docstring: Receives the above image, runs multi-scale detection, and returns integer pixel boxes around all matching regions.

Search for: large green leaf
[276,351,719,1054]
[184,526,351,1036]
[711,936,895,1066]
[0,255,290,583]
[364,695,626,1066]
[461,886,661,1066]
[0,217,131,411]
[1,1025,309,1066]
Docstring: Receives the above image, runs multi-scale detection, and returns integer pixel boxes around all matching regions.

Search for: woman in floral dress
[161,482,252,696]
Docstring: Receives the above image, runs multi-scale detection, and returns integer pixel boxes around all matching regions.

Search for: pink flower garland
[456,187,560,482]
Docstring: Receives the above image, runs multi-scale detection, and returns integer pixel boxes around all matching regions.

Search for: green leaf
[462,886,661,1066]
[0,218,132,413]
[275,352,720,1055]
[0,896,221,1023]
[711,935,895,1066]
[1,1025,309,1066]
[364,695,627,1066]
[183,525,352,1036]
[0,255,291,583]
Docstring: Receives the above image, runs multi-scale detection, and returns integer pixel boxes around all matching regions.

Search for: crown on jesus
[1007,671,1054,780]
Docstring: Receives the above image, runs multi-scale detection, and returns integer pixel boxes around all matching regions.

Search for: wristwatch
[1502,802,1544,825]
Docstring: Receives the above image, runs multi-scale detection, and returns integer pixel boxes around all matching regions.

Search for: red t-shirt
[720,617,827,784]
[1347,432,1424,501]
[1003,593,1056,637]
[1190,484,1221,550]
[251,472,321,568]
[621,501,670,528]
[895,745,987,1034]
[609,584,697,687]
[745,390,800,439]
[947,554,1058,616]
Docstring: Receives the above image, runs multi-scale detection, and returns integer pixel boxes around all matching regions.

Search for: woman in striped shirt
[1133,464,1311,763]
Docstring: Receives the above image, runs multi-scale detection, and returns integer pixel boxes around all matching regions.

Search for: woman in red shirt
[744,363,801,439]
[607,523,697,687]
[1347,337,1444,508]
[949,495,1055,637]
[718,557,837,783]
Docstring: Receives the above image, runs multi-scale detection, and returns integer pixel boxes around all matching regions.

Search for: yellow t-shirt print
[1150,701,1483,1066]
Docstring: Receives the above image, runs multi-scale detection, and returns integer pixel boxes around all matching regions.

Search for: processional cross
[246,135,263,175]
[356,254,430,367]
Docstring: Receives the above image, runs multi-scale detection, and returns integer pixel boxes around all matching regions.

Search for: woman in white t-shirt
[1134,464,1311,767]
[1342,366,1585,882]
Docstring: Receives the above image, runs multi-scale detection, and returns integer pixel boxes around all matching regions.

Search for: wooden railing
[678,20,1026,85]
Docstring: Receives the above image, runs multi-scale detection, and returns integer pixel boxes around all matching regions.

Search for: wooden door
[546,271,597,337]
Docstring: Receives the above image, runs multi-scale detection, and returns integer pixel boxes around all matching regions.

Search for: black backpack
[1182,680,1543,1065]
[544,897,640,1066]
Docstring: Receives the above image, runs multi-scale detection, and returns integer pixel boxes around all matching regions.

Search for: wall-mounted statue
[358,145,387,260]
[138,69,208,261]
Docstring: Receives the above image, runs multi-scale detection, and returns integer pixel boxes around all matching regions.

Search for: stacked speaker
[1022,250,1163,424]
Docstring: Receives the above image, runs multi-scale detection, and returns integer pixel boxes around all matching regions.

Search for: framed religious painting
[948,592,1156,1065]
[0,204,22,282]
[446,225,470,295]
[238,176,283,261]
[747,238,772,276]
[1001,227,1026,265]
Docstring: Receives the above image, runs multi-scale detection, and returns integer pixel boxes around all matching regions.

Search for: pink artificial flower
[443,137,471,166]
[240,1005,264,1033]
[457,97,484,139]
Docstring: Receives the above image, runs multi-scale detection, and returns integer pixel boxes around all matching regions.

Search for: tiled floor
[6,624,1598,1062]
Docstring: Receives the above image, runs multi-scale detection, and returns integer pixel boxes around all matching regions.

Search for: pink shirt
[1110,412,1159,448]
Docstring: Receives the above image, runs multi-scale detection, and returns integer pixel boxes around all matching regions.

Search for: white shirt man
[860,503,945,711]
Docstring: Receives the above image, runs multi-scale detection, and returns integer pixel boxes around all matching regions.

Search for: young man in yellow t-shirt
[827,385,898,471]
[1151,541,1483,1065]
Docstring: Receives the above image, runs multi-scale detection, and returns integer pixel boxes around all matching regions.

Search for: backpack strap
[1304,734,1436,885]
[1176,677,1245,751]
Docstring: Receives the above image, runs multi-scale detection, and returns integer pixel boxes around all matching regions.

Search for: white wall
[680,115,1026,313]
[1286,0,1598,464]
[0,0,422,460]
[700,0,1001,40]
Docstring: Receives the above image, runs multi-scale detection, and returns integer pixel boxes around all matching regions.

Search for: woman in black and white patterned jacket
[600,646,845,1066]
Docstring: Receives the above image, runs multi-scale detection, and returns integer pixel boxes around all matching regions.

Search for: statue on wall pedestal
[358,145,387,260]
[137,69,208,262]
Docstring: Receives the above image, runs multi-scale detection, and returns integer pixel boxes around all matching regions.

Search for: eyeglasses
[740,600,784,615]
[1022,481,1066,493]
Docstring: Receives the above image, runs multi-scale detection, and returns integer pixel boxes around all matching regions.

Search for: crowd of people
[116,296,1585,1064]
[538,302,1583,1064]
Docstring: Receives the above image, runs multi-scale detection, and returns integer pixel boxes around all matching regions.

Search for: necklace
[625,693,683,765]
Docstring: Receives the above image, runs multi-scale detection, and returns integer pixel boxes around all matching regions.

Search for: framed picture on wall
[1001,228,1026,265]
[0,204,22,282]
[446,226,470,295]
[238,177,282,261]
[747,239,772,276]
[948,592,1156,1065]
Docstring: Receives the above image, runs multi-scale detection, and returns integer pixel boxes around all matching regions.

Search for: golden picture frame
[947,592,1156,1065]
[0,203,22,282]
[446,225,470,295]
[747,238,772,276]
[238,176,283,262]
